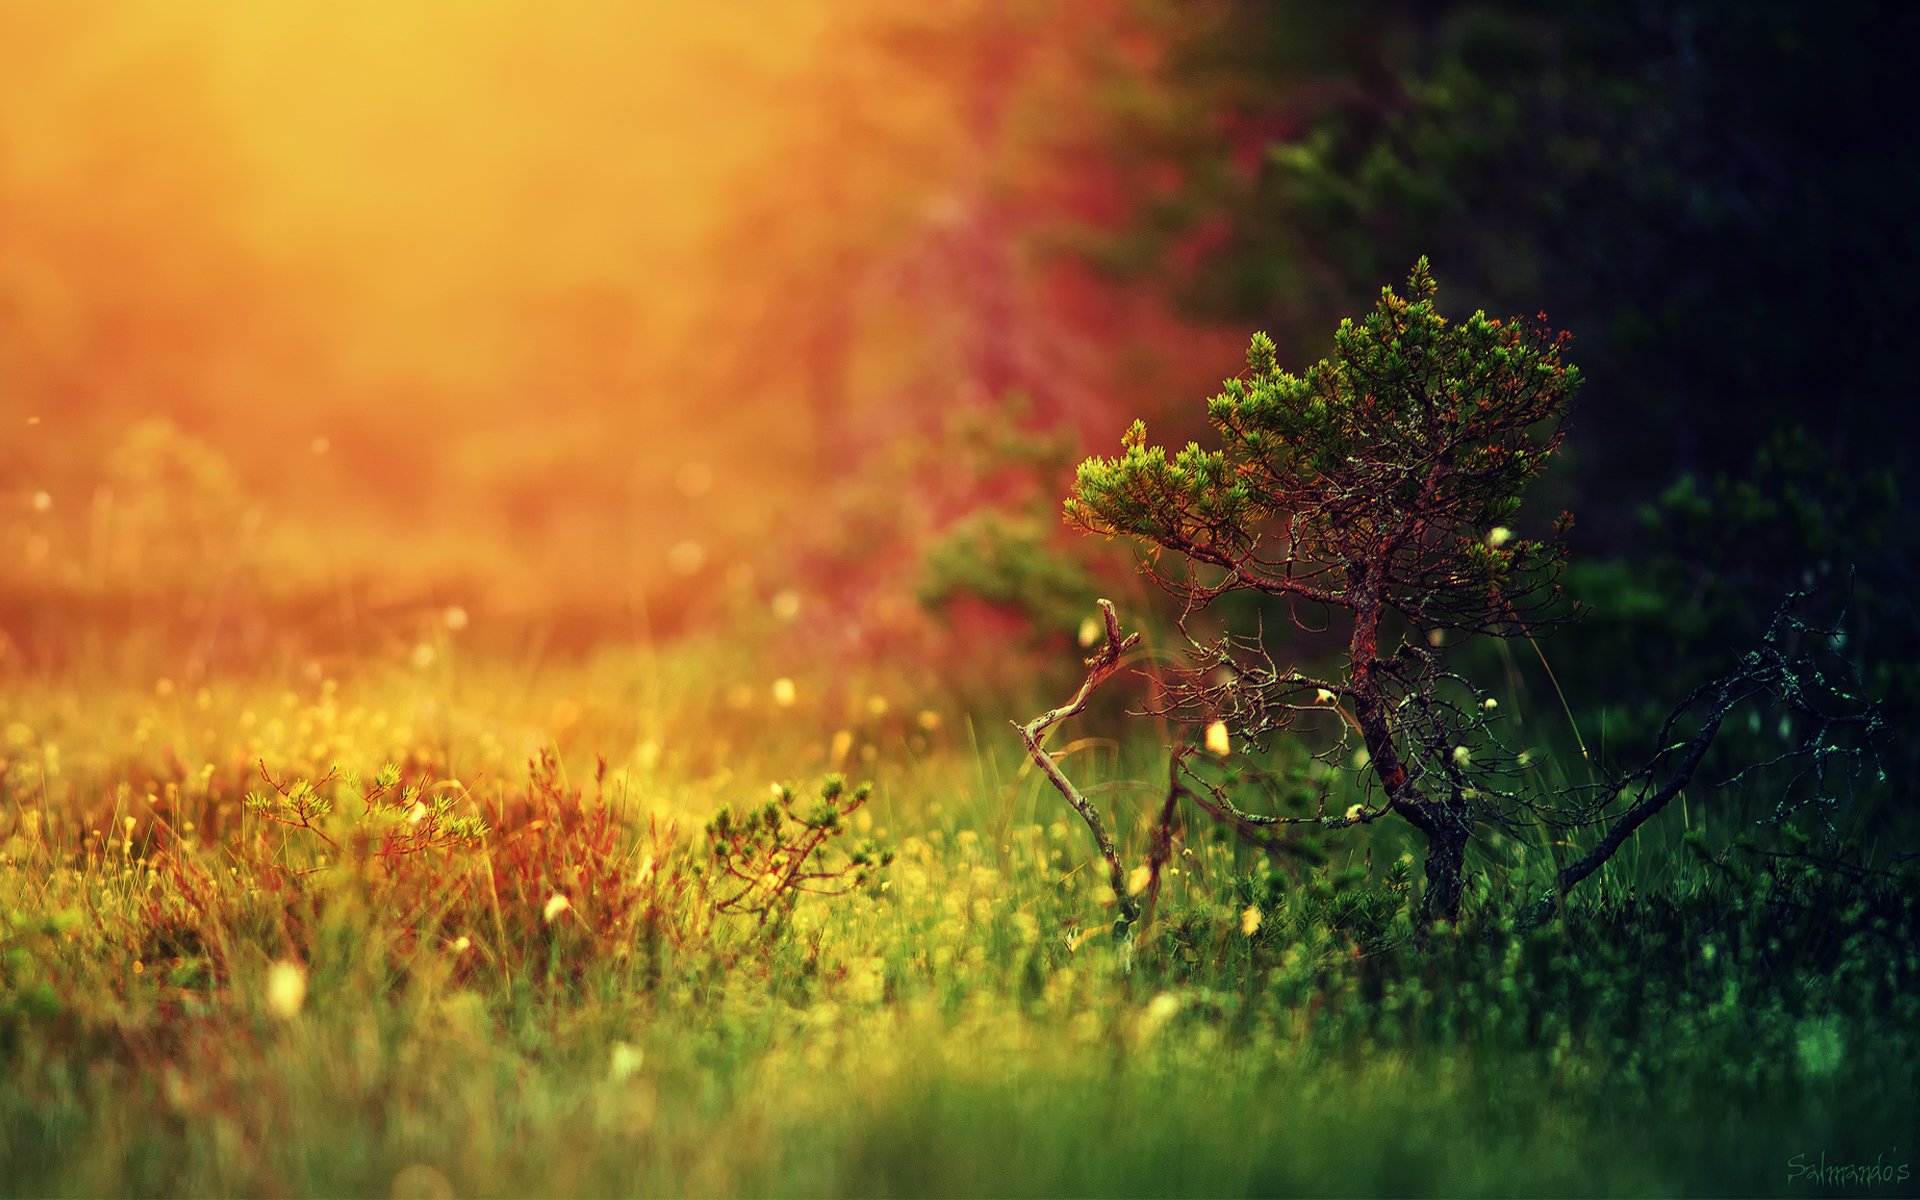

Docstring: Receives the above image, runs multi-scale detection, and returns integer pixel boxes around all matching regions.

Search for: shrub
[1030,261,1882,929]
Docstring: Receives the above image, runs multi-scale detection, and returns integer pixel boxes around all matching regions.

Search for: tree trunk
[1348,592,1473,924]
[1417,803,1473,923]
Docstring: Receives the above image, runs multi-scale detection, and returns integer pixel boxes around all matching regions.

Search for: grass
[1,635,1915,1198]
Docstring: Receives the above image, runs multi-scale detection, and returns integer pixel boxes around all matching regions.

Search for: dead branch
[1013,598,1143,942]
[1542,588,1883,911]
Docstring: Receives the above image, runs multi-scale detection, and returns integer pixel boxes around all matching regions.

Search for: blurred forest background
[3,0,1913,763]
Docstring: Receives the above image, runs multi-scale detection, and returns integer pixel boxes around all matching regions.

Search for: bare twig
[1013,599,1143,949]
[1542,589,1883,911]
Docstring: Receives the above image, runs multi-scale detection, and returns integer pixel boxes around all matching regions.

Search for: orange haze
[1,1,1229,666]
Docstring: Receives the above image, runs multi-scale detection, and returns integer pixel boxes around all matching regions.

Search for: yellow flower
[265,961,306,1019]
[1142,992,1182,1034]
[1204,720,1231,756]
[608,1041,645,1082]
[543,893,572,923]
[1240,904,1263,936]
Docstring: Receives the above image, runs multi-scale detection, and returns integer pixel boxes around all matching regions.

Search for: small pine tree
[1066,259,1579,920]
[1054,261,1880,926]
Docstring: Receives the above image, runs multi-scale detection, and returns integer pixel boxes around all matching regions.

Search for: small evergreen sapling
[1037,260,1880,926]
[1065,260,1575,920]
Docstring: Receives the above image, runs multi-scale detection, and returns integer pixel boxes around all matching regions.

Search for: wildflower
[1142,992,1182,1033]
[1487,526,1514,548]
[1452,745,1472,767]
[1204,719,1231,756]
[1077,615,1101,648]
[265,961,307,1019]
[608,1041,645,1082]
[1240,904,1263,936]
[543,893,572,923]
[771,678,797,707]
[1127,863,1152,896]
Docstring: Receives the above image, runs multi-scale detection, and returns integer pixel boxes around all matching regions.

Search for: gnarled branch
[1013,598,1143,942]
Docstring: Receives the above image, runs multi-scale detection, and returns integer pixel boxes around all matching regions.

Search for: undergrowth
[0,660,1913,1197]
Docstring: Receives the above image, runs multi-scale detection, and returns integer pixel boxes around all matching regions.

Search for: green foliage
[1125,0,1918,512]
[0,648,1915,1196]
[919,510,1101,638]
[1055,263,1583,921]
[705,774,893,920]
[246,759,493,855]
[1068,260,1577,636]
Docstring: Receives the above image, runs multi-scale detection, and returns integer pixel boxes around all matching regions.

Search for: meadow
[6,4,1917,1195]
[2,615,1914,1198]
